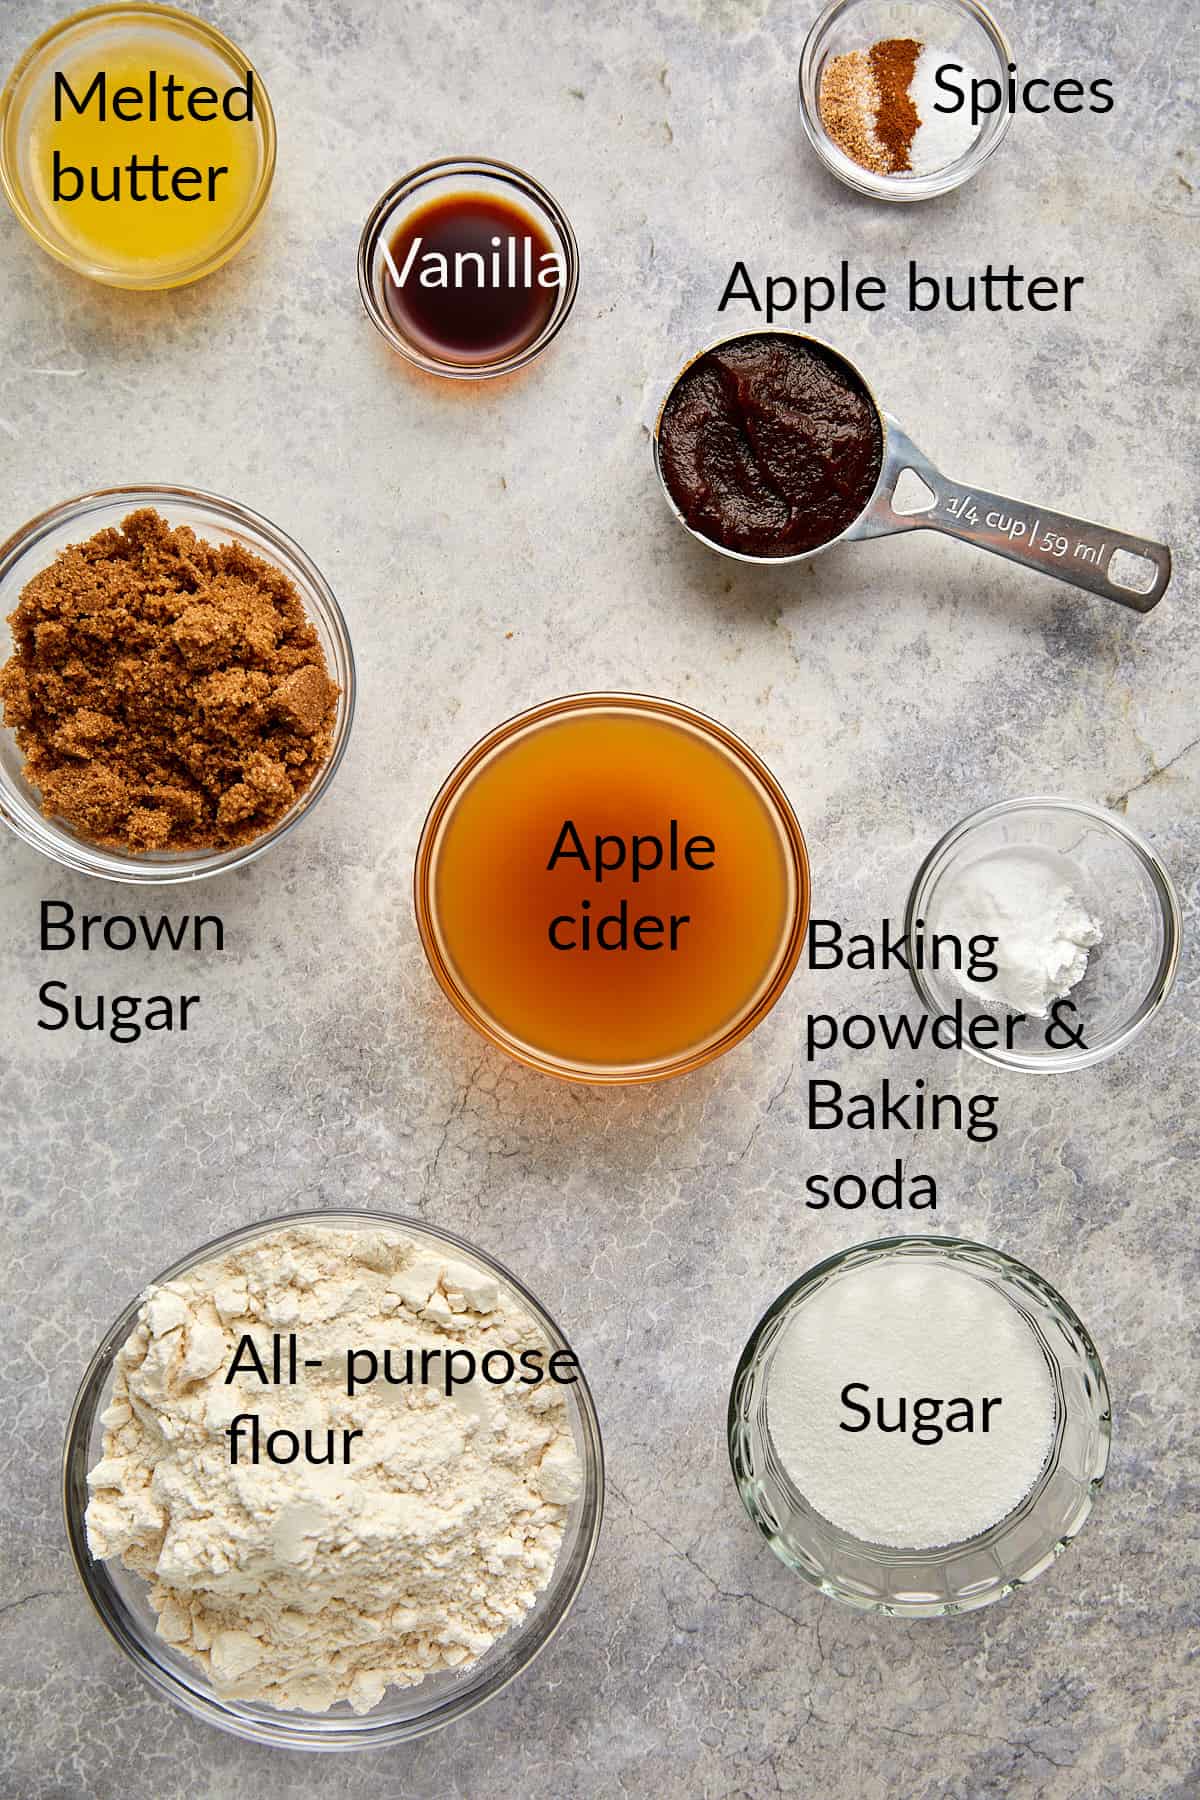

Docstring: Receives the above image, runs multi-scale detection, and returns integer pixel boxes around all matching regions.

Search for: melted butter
[28,33,262,280]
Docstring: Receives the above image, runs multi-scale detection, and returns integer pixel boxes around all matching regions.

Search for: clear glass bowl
[0,3,276,289]
[0,485,355,883]
[63,1208,605,1750]
[413,692,811,1084]
[357,156,579,378]
[905,797,1181,1072]
[798,0,1013,201]
[729,1236,1110,1616]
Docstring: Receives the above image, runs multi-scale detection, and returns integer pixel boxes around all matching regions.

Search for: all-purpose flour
[86,1224,582,1714]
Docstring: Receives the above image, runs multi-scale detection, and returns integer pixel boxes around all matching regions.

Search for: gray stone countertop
[0,0,1196,1795]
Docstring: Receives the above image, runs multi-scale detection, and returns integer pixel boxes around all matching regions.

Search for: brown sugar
[0,508,339,854]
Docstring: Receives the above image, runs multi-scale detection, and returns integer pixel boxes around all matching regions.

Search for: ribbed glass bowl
[798,0,1013,201]
[905,797,1181,1072]
[0,486,355,882]
[63,1208,605,1749]
[729,1237,1110,1616]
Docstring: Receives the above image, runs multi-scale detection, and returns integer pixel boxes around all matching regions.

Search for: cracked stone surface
[0,0,1196,1795]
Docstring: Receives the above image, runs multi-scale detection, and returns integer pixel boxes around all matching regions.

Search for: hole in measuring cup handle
[1107,548,1160,596]
[891,468,938,517]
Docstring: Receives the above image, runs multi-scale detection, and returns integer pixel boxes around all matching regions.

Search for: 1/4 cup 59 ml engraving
[654,330,1172,612]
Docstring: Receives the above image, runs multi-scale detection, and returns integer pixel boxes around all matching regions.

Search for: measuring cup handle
[859,418,1171,613]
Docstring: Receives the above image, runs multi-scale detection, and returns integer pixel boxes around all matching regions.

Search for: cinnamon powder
[868,37,921,173]
[0,509,339,854]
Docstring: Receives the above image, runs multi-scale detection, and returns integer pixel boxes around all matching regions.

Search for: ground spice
[868,37,921,173]
[818,50,886,175]
[0,509,338,853]
[818,37,923,176]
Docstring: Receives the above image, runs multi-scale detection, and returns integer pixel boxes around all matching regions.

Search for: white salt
[908,46,982,174]
[767,1258,1056,1548]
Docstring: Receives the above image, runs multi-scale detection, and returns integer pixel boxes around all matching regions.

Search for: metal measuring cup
[653,330,1171,613]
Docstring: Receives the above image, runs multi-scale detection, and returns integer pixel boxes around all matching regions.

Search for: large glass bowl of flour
[63,1209,604,1749]
[728,1237,1110,1616]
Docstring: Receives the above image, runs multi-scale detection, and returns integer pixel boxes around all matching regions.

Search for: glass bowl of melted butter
[0,3,276,289]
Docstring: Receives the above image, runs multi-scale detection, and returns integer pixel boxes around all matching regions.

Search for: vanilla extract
[382,190,564,366]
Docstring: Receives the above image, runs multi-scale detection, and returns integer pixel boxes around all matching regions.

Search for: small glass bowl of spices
[799,0,1013,200]
[0,3,276,289]
[729,1237,1111,1616]
[64,1209,605,1748]
[0,487,354,883]
[358,157,580,379]
[905,797,1182,1073]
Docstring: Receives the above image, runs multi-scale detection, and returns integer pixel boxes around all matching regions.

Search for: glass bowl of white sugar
[798,0,1013,201]
[728,1237,1110,1615]
[905,796,1181,1073]
[63,1209,604,1750]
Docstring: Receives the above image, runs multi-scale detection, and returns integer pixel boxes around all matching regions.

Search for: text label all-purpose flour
[85,1225,582,1714]
[766,1258,1056,1549]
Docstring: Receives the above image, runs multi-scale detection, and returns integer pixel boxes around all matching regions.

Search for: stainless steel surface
[853,417,1172,612]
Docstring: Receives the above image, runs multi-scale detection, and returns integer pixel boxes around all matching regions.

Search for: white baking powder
[936,846,1103,1017]
[767,1258,1056,1549]
[86,1224,581,1714]
[909,50,981,175]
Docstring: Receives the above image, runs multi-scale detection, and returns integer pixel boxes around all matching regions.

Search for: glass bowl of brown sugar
[799,0,1013,201]
[0,486,355,883]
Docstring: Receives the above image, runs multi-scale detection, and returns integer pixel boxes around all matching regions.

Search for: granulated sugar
[767,1257,1056,1548]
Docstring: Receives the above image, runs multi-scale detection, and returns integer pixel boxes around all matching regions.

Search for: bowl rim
[728,1233,1112,1616]
[797,0,1014,202]
[0,1,277,290]
[62,1205,606,1750]
[0,483,356,883]
[356,154,580,379]
[412,689,812,1084]
[904,795,1182,1073]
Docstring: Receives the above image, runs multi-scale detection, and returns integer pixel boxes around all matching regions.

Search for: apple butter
[658,334,883,558]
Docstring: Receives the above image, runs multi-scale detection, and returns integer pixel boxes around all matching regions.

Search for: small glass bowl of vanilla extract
[358,157,579,379]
